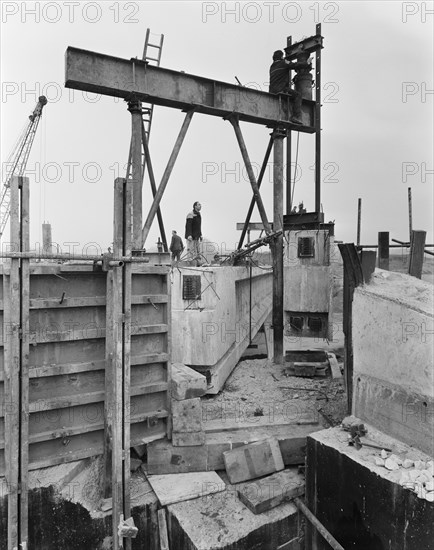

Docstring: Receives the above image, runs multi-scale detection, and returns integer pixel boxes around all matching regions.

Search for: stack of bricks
[171,363,207,446]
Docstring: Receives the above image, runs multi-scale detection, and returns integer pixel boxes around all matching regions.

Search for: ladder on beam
[125,28,168,251]
[141,28,164,141]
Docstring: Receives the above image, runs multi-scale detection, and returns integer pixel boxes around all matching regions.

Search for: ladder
[125,29,167,251]
[141,28,164,142]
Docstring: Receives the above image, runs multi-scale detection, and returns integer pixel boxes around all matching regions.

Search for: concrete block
[223,437,284,484]
[172,398,202,433]
[237,469,305,514]
[171,363,207,400]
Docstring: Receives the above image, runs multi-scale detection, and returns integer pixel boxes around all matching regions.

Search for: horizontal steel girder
[65,47,316,132]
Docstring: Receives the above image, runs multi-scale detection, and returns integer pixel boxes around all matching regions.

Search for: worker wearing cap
[185,201,202,262]
[269,50,307,124]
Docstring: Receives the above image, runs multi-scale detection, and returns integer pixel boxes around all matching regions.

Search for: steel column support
[272,129,285,365]
[141,110,194,246]
[286,35,293,215]
[357,198,362,247]
[127,99,143,249]
[408,187,413,241]
[229,117,272,235]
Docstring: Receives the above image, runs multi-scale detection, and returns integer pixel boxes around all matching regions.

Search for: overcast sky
[1,1,433,254]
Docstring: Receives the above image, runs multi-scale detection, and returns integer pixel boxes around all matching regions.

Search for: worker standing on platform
[185,201,202,262]
[169,230,184,262]
[269,50,307,124]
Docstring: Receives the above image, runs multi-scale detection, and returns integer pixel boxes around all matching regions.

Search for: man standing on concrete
[269,50,307,124]
[185,201,202,262]
[169,230,184,262]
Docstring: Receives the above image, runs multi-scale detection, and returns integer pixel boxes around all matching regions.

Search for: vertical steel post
[408,187,412,241]
[286,35,293,215]
[357,198,362,247]
[315,23,322,213]
[127,99,143,250]
[273,129,285,364]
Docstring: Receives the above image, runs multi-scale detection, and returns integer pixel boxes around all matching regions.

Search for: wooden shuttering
[0,263,171,474]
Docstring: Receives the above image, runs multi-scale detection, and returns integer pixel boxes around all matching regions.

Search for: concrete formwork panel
[0,263,171,474]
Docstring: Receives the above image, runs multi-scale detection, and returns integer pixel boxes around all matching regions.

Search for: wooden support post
[141,110,194,247]
[273,129,285,365]
[337,244,364,415]
[4,176,30,550]
[356,198,361,247]
[127,100,143,250]
[237,136,274,250]
[42,222,52,254]
[105,177,134,549]
[229,117,272,235]
[19,176,30,548]
[314,23,322,214]
[378,231,389,270]
[141,122,168,252]
[110,180,125,549]
[122,178,133,550]
[408,230,426,279]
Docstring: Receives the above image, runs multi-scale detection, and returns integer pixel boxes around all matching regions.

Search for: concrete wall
[171,266,272,367]
[352,270,434,455]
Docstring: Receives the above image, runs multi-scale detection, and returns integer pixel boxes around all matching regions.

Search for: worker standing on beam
[269,50,308,124]
[185,201,202,264]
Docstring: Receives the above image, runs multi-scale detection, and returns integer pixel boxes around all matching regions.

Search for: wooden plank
[20,176,30,546]
[29,359,105,379]
[408,230,426,279]
[131,294,168,304]
[132,324,168,335]
[237,469,305,514]
[223,437,285,483]
[158,508,170,550]
[203,414,318,433]
[131,352,169,366]
[29,296,106,308]
[148,471,225,506]
[0,408,169,449]
[1,322,166,346]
